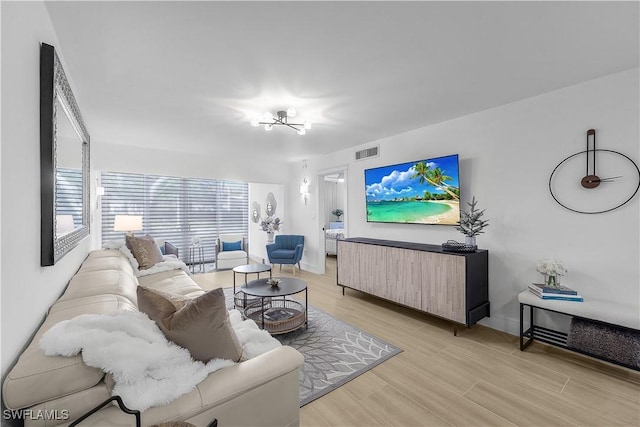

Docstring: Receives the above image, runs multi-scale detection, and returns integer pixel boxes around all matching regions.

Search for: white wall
[93,142,290,184]
[287,69,639,334]
[1,2,95,374]
[248,183,285,263]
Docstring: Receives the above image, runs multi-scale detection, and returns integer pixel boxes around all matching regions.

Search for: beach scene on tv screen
[365,154,460,225]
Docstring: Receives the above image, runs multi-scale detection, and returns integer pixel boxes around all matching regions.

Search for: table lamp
[113,215,143,237]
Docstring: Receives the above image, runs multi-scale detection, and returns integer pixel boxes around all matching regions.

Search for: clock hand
[592,176,622,182]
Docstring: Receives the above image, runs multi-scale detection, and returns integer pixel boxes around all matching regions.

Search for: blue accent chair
[266,235,304,272]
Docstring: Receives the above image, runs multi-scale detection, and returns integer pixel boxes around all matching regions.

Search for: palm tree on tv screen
[411,162,459,201]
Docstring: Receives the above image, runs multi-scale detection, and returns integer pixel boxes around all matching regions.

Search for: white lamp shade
[113,215,143,232]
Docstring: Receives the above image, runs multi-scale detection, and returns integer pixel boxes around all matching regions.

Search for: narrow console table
[337,237,489,332]
[518,290,640,371]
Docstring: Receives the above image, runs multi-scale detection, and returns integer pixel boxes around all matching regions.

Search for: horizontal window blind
[101,171,248,264]
[56,168,84,230]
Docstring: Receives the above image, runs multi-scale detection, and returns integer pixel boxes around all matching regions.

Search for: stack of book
[528,283,583,302]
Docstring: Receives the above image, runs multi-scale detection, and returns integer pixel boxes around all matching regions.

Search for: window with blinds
[101,171,248,263]
[56,168,84,236]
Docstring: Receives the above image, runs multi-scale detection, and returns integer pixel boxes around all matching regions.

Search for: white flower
[259,216,282,233]
[536,258,569,276]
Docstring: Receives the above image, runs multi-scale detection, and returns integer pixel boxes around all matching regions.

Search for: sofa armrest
[196,346,303,408]
[164,241,179,258]
[294,243,304,261]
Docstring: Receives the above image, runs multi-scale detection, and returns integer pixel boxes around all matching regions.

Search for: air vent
[355,146,379,161]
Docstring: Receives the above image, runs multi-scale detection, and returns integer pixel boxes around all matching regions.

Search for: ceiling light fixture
[250,109,312,135]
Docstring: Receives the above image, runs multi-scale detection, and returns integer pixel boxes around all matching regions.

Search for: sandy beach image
[415,200,460,224]
[365,155,461,225]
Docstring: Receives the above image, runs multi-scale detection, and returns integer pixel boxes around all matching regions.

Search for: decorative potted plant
[455,197,489,246]
[536,258,569,288]
[260,216,282,243]
[331,209,344,221]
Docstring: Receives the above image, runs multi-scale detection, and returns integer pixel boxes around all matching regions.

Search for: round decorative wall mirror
[251,201,261,223]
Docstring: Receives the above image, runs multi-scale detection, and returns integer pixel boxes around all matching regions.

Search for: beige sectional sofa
[2,249,304,426]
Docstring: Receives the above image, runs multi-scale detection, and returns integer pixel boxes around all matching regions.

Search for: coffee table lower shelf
[245,299,306,335]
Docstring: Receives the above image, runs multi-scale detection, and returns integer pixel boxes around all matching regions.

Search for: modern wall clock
[549,129,640,214]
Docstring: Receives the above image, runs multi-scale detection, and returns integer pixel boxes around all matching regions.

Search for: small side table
[188,245,204,274]
[232,264,272,309]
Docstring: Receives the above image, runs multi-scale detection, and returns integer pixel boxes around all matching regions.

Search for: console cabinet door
[358,244,387,298]
[421,253,466,323]
[386,247,421,310]
[337,240,360,290]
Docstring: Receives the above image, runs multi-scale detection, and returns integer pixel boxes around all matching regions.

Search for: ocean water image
[365,154,461,225]
[367,200,453,224]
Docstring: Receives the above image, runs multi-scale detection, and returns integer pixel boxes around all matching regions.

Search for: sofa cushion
[137,287,243,363]
[138,270,205,298]
[79,251,137,279]
[217,250,246,260]
[25,383,111,427]
[2,295,137,410]
[126,234,165,269]
[56,270,139,306]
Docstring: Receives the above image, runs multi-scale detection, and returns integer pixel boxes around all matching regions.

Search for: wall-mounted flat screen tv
[365,154,460,225]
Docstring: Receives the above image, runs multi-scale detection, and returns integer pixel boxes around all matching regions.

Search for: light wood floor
[193,258,640,427]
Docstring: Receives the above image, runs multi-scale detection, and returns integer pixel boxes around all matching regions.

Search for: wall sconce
[299,178,310,205]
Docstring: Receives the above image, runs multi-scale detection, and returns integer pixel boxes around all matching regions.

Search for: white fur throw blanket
[40,309,281,411]
[102,240,190,278]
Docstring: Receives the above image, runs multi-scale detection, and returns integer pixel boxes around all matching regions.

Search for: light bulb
[297,128,306,135]
[287,107,297,118]
[262,112,273,121]
[250,119,260,127]
[265,124,273,131]
[304,120,312,130]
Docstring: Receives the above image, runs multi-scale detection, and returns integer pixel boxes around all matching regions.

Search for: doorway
[317,167,348,274]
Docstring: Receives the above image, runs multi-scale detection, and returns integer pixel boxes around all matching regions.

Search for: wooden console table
[337,237,489,333]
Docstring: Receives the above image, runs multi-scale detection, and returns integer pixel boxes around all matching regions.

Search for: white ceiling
[45,1,639,164]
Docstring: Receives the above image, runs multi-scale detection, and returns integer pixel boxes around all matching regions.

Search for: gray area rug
[223,288,402,406]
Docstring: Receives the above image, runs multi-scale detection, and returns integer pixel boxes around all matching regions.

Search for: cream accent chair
[216,234,248,270]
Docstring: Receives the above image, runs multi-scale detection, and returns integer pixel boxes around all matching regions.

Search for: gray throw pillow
[137,287,243,363]
[125,234,164,270]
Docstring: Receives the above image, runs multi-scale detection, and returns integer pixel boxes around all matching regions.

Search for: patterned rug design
[223,288,402,406]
